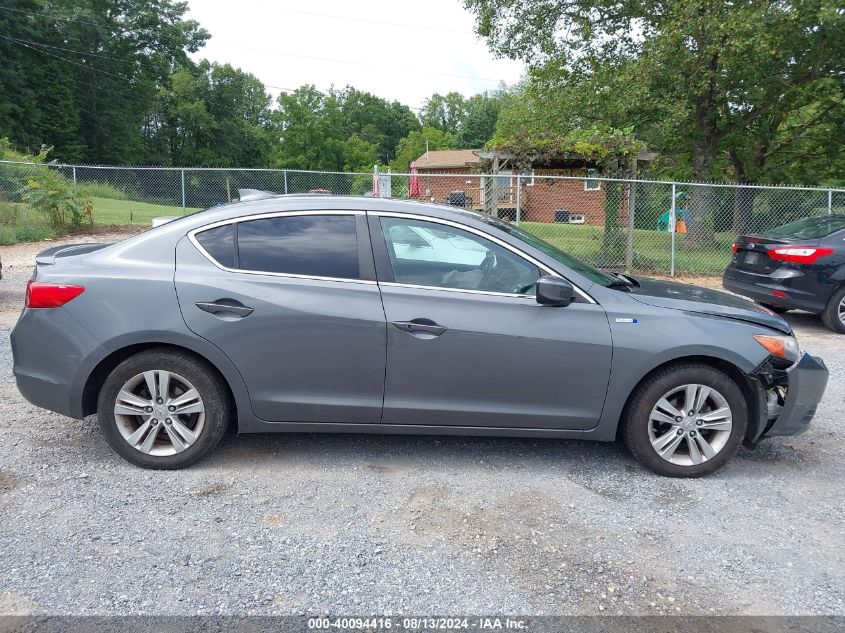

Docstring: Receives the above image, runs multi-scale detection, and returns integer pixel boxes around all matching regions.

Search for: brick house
[411,148,655,226]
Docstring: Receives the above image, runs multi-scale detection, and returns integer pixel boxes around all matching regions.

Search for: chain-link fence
[2,159,843,277]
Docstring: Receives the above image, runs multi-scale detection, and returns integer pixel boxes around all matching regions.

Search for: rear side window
[195,224,235,268]
[237,215,359,280]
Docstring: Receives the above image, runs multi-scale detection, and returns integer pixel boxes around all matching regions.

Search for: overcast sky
[185,0,525,110]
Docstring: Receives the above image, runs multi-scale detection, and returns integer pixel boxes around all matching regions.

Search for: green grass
[0,196,734,274]
[0,197,199,244]
[87,197,199,225]
[519,221,734,275]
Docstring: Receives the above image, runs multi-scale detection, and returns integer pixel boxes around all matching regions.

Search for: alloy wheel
[839,296,845,325]
[113,370,206,456]
[648,384,733,466]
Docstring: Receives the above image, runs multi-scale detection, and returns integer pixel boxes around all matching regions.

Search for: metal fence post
[625,181,636,272]
[829,189,833,215]
[72,165,77,187]
[181,169,186,211]
[515,178,521,225]
[670,182,676,277]
[284,170,288,194]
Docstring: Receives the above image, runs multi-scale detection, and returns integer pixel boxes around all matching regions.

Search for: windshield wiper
[605,272,640,290]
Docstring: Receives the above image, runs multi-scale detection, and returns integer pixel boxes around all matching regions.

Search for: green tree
[389,126,457,172]
[270,85,345,170]
[0,0,208,164]
[343,135,379,172]
[336,87,419,164]
[465,0,845,241]
[146,61,272,166]
[420,92,467,134]
[456,91,507,149]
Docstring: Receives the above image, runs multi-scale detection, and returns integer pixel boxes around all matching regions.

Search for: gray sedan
[11,196,829,476]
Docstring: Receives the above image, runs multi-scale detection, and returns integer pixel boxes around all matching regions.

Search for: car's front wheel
[97,349,231,469]
[821,286,845,334]
[622,363,747,477]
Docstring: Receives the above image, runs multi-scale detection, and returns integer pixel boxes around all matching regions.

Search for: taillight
[25,280,85,308]
[731,243,739,253]
[767,246,834,264]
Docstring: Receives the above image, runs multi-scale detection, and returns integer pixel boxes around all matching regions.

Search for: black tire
[97,349,231,469]
[820,286,845,334]
[621,363,747,477]
[761,303,790,314]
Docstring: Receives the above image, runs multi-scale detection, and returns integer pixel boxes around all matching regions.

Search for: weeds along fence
[1,159,843,277]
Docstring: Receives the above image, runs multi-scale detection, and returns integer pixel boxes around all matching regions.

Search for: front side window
[380,217,540,295]
[237,214,359,280]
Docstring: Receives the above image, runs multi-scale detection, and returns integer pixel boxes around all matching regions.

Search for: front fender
[593,305,774,440]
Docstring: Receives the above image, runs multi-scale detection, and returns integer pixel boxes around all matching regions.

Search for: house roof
[413,147,658,171]
[413,149,481,170]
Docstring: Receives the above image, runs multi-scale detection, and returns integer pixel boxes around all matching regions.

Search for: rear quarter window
[195,224,235,268]
[236,214,359,280]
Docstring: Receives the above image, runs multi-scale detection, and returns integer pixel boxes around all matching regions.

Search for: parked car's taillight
[731,243,739,253]
[25,280,85,308]
[766,246,834,264]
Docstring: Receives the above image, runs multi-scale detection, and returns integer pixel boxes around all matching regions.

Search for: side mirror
[536,275,574,307]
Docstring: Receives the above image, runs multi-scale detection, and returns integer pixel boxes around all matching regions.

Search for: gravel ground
[0,235,843,616]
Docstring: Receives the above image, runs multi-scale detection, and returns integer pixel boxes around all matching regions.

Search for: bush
[22,169,92,229]
[0,223,55,245]
[0,201,21,225]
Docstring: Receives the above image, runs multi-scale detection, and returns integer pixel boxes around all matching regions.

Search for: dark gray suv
[11,196,828,476]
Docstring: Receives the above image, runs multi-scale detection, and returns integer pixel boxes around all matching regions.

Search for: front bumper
[762,353,828,437]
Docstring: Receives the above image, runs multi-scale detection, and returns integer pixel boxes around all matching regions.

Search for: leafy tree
[0,0,208,164]
[336,87,419,164]
[146,61,272,166]
[390,126,457,172]
[343,135,379,172]
[457,91,507,148]
[270,85,345,170]
[465,0,845,241]
[420,92,468,134]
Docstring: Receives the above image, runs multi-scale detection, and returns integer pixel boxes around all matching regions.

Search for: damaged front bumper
[746,352,829,443]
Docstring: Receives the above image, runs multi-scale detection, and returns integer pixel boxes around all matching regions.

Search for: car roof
[162,195,488,232]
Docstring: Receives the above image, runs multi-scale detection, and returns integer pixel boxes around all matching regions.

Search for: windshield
[765,215,845,239]
[490,220,617,286]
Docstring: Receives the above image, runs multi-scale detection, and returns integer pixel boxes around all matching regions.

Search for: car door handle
[195,299,254,318]
[392,318,447,337]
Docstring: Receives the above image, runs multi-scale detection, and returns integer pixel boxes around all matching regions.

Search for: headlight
[753,334,800,363]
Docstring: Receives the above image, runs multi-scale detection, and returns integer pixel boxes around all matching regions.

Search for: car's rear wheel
[97,349,230,469]
[821,286,845,334]
[622,363,747,477]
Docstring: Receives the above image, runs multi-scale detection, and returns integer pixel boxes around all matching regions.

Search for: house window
[519,168,534,187]
[584,168,601,191]
[496,174,514,202]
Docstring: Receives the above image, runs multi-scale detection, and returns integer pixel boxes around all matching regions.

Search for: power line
[0,5,105,28]
[1,35,139,65]
[214,42,505,83]
[275,7,466,35]
[0,35,135,82]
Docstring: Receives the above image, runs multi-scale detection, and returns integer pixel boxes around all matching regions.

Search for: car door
[371,213,613,430]
[174,210,386,423]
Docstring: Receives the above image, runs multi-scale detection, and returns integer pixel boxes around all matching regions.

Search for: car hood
[626,276,792,334]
